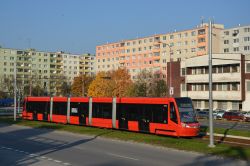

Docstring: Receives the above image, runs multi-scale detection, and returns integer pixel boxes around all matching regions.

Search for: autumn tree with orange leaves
[87,71,113,97]
[71,74,94,97]
[110,68,133,97]
[87,68,132,97]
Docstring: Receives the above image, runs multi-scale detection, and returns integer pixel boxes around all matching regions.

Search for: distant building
[0,48,95,96]
[169,53,250,111]
[96,23,224,80]
[221,25,250,55]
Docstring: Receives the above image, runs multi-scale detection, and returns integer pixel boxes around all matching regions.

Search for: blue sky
[0,0,250,54]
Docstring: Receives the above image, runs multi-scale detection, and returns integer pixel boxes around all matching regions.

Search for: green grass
[1,117,250,161]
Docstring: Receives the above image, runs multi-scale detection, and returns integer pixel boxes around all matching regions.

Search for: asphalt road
[199,119,250,131]
[0,124,248,166]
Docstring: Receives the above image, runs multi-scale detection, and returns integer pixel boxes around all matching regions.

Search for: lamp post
[208,19,215,148]
[165,43,173,97]
[14,55,17,121]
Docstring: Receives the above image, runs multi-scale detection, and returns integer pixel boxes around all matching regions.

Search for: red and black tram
[22,97,200,137]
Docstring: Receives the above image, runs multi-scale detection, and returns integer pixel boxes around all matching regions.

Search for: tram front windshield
[175,98,197,123]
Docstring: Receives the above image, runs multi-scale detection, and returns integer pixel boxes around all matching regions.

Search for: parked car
[197,111,209,119]
[222,112,245,121]
[214,109,226,119]
[243,112,250,122]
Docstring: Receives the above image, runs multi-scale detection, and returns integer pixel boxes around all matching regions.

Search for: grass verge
[1,117,250,161]
[199,125,250,137]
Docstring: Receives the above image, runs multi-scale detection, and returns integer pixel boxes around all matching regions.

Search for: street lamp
[14,54,17,121]
[208,19,215,147]
[164,43,173,97]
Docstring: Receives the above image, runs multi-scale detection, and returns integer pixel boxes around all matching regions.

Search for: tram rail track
[197,133,250,147]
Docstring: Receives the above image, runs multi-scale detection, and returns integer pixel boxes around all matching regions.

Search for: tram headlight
[181,123,188,128]
[181,123,199,128]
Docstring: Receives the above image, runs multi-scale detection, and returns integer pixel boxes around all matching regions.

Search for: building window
[198,38,206,43]
[198,29,205,35]
[204,101,209,108]
[224,31,229,35]
[218,84,223,91]
[231,83,239,91]
[224,48,229,53]
[233,38,239,43]
[244,27,250,32]
[191,31,196,36]
[181,84,186,91]
[162,36,166,40]
[247,81,250,92]
[222,83,228,91]
[191,40,196,45]
[224,40,229,44]
[232,102,240,110]
[244,37,250,42]
[232,65,239,72]
[177,42,181,46]
[244,46,250,51]
[233,47,239,52]
[223,65,230,73]
[181,68,186,76]
[198,46,206,51]
[246,63,250,73]
[170,35,174,39]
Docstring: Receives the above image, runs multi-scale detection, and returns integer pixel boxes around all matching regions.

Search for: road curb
[207,132,250,140]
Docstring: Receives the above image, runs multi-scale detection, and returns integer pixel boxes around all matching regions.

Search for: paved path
[0,124,248,166]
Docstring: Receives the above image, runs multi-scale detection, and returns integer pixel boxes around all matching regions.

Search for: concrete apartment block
[96,23,224,80]
[177,53,250,111]
[221,25,250,55]
[0,48,95,96]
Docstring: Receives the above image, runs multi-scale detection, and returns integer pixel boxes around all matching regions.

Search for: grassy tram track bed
[0,117,250,161]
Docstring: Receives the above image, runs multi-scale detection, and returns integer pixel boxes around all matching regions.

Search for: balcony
[154,36,160,43]
[183,91,241,101]
[186,72,241,83]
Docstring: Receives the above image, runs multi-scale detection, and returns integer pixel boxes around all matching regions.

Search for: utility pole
[208,19,215,148]
[14,55,17,121]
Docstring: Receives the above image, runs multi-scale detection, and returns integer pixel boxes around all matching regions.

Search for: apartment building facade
[178,53,250,111]
[221,25,250,55]
[96,23,224,79]
[0,48,95,96]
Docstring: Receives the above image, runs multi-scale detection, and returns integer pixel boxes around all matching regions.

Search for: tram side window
[26,101,50,113]
[92,103,112,119]
[119,104,147,121]
[125,104,139,121]
[170,102,178,124]
[53,102,67,115]
[70,102,89,116]
[151,104,168,124]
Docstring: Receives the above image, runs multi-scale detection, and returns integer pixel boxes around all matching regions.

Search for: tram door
[118,108,128,130]
[43,112,48,121]
[139,106,150,132]
[79,108,87,125]
[43,102,49,121]
[33,111,38,120]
